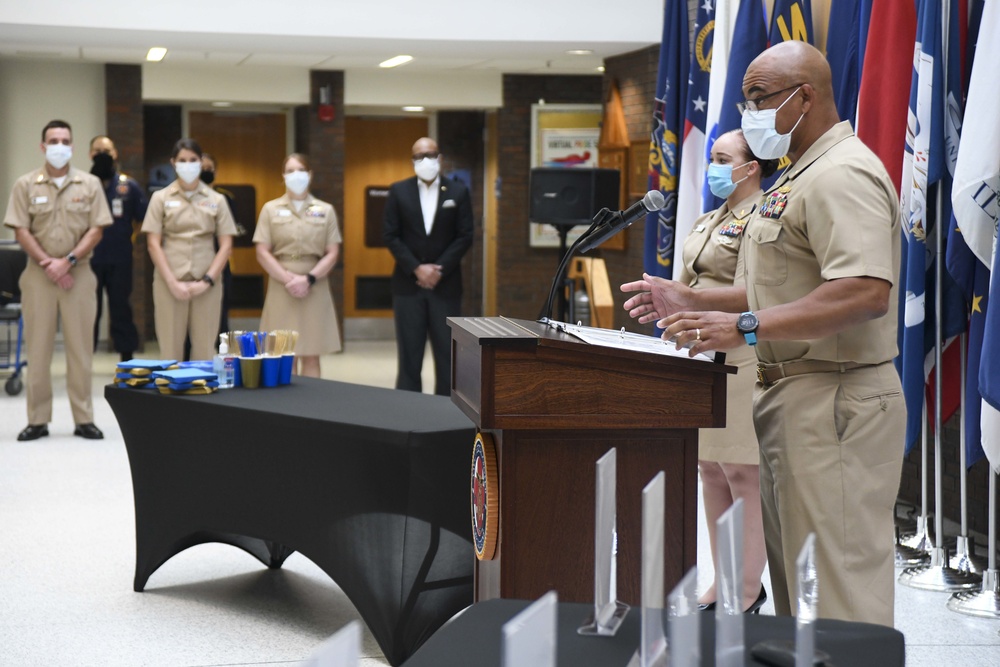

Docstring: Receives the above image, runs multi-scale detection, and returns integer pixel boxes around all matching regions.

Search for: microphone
[576,190,666,253]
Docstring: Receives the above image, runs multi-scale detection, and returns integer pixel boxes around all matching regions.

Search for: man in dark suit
[383,137,474,395]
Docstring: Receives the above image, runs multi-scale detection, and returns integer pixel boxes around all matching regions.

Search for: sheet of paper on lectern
[544,320,718,362]
[502,591,558,667]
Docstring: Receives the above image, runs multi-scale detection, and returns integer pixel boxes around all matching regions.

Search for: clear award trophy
[667,568,701,667]
[299,620,361,667]
[627,472,668,667]
[502,591,558,667]
[715,498,745,667]
[578,448,630,636]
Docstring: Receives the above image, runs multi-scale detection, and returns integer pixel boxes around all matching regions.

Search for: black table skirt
[402,599,905,666]
[106,377,477,665]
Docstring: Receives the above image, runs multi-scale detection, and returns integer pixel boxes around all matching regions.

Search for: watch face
[737,312,758,333]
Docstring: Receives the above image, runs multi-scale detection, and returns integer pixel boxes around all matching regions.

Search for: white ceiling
[0,1,664,75]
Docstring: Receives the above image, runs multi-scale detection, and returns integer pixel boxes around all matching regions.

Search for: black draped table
[105,377,476,666]
[401,599,906,666]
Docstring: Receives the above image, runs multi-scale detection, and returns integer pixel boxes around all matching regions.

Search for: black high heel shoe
[745,585,767,614]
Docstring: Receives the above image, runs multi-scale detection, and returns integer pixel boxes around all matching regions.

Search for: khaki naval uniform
[141,181,237,361]
[678,192,760,465]
[253,195,342,355]
[741,122,904,627]
[3,167,112,425]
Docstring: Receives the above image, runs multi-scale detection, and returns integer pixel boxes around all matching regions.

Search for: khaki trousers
[19,260,97,425]
[754,361,904,627]
[152,271,223,361]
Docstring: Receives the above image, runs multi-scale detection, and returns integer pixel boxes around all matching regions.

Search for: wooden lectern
[449,316,734,606]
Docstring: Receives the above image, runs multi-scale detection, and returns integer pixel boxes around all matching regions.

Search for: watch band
[66,253,78,267]
[307,273,317,286]
[744,331,757,346]
[202,275,215,287]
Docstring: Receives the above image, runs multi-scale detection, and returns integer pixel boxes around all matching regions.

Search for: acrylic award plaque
[627,472,668,667]
[715,498,745,667]
[578,448,630,636]
[667,568,700,667]
[299,620,361,666]
[502,591,558,667]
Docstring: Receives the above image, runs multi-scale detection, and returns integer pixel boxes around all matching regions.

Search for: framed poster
[529,104,602,248]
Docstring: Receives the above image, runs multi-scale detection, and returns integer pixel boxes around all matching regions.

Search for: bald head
[744,41,834,107]
[411,137,439,158]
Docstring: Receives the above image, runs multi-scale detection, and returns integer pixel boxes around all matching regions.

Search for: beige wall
[0,61,106,240]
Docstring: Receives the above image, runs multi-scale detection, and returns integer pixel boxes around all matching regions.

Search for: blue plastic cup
[279,354,294,385]
[261,356,280,388]
[233,357,242,387]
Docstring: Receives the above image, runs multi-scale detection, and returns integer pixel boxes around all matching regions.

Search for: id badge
[112,198,124,217]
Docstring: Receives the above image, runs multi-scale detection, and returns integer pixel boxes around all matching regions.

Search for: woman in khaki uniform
[142,139,237,361]
[676,130,777,613]
[253,153,342,378]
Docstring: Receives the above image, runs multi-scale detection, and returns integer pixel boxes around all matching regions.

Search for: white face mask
[413,157,440,182]
[175,161,202,184]
[45,144,73,170]
[741,87,804,160]
[284,170,311,196]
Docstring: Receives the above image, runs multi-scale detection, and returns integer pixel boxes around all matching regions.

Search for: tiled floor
[2,340,1000,666]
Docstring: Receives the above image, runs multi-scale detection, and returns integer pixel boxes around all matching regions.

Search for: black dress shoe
[698,601,716,611]
[17,424,49,441]
[745,585,768,614]
[73,423,104,440]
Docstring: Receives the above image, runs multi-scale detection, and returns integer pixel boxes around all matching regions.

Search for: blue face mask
[707,161,752,199]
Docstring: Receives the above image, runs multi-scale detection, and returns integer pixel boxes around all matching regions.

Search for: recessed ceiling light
[212,102,233,108]
[379,55,413,68]
[596,66,606,72]
[146,47,167,62]
[402,106,425,112]
[566,49,593,56]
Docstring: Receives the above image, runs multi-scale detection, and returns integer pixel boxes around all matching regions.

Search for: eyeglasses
[737,84,805,114]
[412,151,440,161]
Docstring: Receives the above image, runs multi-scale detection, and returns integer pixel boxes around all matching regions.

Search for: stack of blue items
[150,367,220,395]
[115,359,179,389]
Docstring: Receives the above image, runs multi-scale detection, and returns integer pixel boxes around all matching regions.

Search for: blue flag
[644,0,689,279]
[769,0,815,44]
[982,248,1000,415]
[718,0,768,137]
[826,0,862,126]
[896,0,947,454]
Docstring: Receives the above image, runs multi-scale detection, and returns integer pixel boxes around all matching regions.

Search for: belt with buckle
[756,360,869,387]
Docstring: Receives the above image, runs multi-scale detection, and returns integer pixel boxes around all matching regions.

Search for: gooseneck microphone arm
[536,209,614,323]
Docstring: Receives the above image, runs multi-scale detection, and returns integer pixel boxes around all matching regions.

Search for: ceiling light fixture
[566,49,593,56]
[379,55,413,68]
[402,106,425,112]
[211,102,233,108]
[596,66,606,73]
[146,47,167,62]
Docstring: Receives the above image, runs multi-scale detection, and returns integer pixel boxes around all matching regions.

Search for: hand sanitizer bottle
[214,334,235,389]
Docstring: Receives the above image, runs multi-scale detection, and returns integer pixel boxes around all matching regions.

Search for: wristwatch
[736,311,759,346]
[66,253,78,267]
[201,275,215,287]
[306,273,317,286]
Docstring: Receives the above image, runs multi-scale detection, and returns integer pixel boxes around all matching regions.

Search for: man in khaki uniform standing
[622,41,904,627]
[4,120,112,441]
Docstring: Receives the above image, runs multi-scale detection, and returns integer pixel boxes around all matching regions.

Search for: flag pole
[951,333,988,573]
[899,2,981,587]
[897,401,933,566]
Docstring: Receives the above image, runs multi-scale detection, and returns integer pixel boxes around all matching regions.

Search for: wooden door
[343,116,428,318]
[189,111,287,317]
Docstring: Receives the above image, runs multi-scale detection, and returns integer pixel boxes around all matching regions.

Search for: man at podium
[622,41,904,628]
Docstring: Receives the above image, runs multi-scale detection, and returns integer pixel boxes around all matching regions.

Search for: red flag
[855,1,916,192]
[925,337,962,433]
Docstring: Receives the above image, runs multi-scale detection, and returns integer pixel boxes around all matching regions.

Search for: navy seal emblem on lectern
[471,432,498,560]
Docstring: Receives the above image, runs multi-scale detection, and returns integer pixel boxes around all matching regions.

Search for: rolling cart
[0,242,27,396]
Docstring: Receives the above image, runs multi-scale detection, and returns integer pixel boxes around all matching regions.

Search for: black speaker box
[529,168,621,227]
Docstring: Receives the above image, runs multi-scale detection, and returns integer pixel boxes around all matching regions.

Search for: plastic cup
[233,357,242,387]
[239,357,262,389]
[279,354,294,385]
[261,356,280,388]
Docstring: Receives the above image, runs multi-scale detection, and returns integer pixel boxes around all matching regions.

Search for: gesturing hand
[620,273,696,324]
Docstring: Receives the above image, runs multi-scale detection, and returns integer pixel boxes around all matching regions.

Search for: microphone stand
[537,208,615,323]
